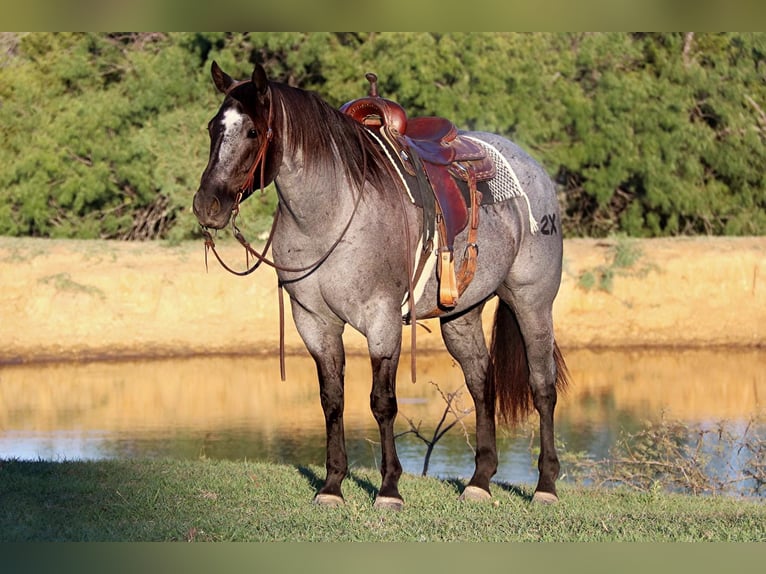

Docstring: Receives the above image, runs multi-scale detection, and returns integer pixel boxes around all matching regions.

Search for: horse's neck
[271,97,372,237]
[274,149,358,235]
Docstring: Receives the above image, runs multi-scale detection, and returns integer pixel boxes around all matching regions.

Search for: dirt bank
[0,236,763,363]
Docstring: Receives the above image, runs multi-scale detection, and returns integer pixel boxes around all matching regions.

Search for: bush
[1,32,764,239]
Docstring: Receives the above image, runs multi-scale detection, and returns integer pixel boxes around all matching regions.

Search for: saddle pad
[464,136,539,233]
[463,136,524,203]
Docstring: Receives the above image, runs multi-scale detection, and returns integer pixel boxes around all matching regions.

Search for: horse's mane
[267,82,394,194]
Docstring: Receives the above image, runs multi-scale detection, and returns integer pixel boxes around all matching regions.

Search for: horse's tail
[488,299,570,426]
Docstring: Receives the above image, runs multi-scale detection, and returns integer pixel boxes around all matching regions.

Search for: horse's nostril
[208,197,221,217]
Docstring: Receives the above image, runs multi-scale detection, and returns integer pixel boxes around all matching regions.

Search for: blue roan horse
[193,62,569,509]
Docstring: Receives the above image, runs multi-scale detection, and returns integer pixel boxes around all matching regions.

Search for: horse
[192,61,569,509]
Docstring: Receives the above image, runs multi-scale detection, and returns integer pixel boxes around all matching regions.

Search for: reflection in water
[1,349,764,488]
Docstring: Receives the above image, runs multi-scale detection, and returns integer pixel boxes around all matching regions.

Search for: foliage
[0,33,210,240]
[1,32,765,240]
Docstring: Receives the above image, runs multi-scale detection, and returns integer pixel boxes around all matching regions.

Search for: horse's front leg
[315,344,348,506]
[291,305,348,506]
[368,316,405,510]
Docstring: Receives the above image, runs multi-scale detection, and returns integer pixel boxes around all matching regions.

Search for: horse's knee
[370,391,398,423]
[318,383,345,423]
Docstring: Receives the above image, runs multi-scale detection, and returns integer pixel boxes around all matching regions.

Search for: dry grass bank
[0,236,763,363]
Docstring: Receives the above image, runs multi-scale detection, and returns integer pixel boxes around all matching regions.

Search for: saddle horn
[365,72,378,97]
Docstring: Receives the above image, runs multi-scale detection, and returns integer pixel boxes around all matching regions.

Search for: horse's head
[193,61,278,230]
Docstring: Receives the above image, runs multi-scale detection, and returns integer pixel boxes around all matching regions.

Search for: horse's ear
[252,63,269,97]
[211,61,234,94]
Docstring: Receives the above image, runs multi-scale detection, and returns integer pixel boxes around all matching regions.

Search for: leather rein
[200,82,370,380]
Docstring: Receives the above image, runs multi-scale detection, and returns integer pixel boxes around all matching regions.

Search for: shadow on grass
[296,465,324,496]
[296,464,532,504]
[443,477,533,502]
[492,481,535,502]
[347,471,378,501]
[296,465,380,502]
[443,477,466,496]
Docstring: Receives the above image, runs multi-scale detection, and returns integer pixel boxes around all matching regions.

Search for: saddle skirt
[340,73,495,309]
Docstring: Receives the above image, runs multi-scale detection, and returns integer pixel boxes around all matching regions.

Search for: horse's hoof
[373,496,404,511]
[532,491,559,504]
[459,485,492,502]
[313,493,345,507]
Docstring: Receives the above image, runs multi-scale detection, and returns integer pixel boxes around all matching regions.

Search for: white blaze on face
[218,107,246,165]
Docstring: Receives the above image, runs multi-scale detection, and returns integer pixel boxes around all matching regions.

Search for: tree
[1,32,764,239]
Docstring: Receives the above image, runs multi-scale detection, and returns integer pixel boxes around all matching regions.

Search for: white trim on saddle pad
[463,136,539,234]
[365,127,416,203]
[400,227,439,316]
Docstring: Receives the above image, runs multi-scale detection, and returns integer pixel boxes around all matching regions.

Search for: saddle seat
[340,73,495,309]
[401,117,457,164]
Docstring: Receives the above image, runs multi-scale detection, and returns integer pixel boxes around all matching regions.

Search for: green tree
[0,32,764,240]
[523,33,766,236]
[0,33,211,240]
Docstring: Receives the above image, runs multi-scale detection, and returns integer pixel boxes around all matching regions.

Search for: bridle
[201,80,276,277]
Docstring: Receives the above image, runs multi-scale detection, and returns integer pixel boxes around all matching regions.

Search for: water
[1,348,764,491]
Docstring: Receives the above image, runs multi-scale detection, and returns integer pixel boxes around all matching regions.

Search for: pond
[1,348,764,493]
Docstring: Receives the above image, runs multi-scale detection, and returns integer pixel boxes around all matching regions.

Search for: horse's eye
[247,128,258,139]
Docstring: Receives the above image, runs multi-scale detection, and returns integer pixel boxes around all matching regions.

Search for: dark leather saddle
[340,73,495,308]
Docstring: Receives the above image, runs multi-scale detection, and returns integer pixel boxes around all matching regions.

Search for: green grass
[1,458,764,542]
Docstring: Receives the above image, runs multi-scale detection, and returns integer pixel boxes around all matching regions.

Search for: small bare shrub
[396,382,475,477]
[564,414,766,497]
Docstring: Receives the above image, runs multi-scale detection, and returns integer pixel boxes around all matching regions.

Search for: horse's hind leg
[501,289,561,503]
[440,303,497,501]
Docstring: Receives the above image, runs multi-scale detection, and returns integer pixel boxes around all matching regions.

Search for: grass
[1,458,764,542]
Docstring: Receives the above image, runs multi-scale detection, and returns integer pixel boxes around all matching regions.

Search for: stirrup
[438,248,459,307]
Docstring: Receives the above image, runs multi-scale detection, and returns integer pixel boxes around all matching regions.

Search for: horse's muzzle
[192,191,231,230]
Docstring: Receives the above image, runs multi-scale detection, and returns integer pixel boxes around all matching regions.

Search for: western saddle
[340,73,495,309]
